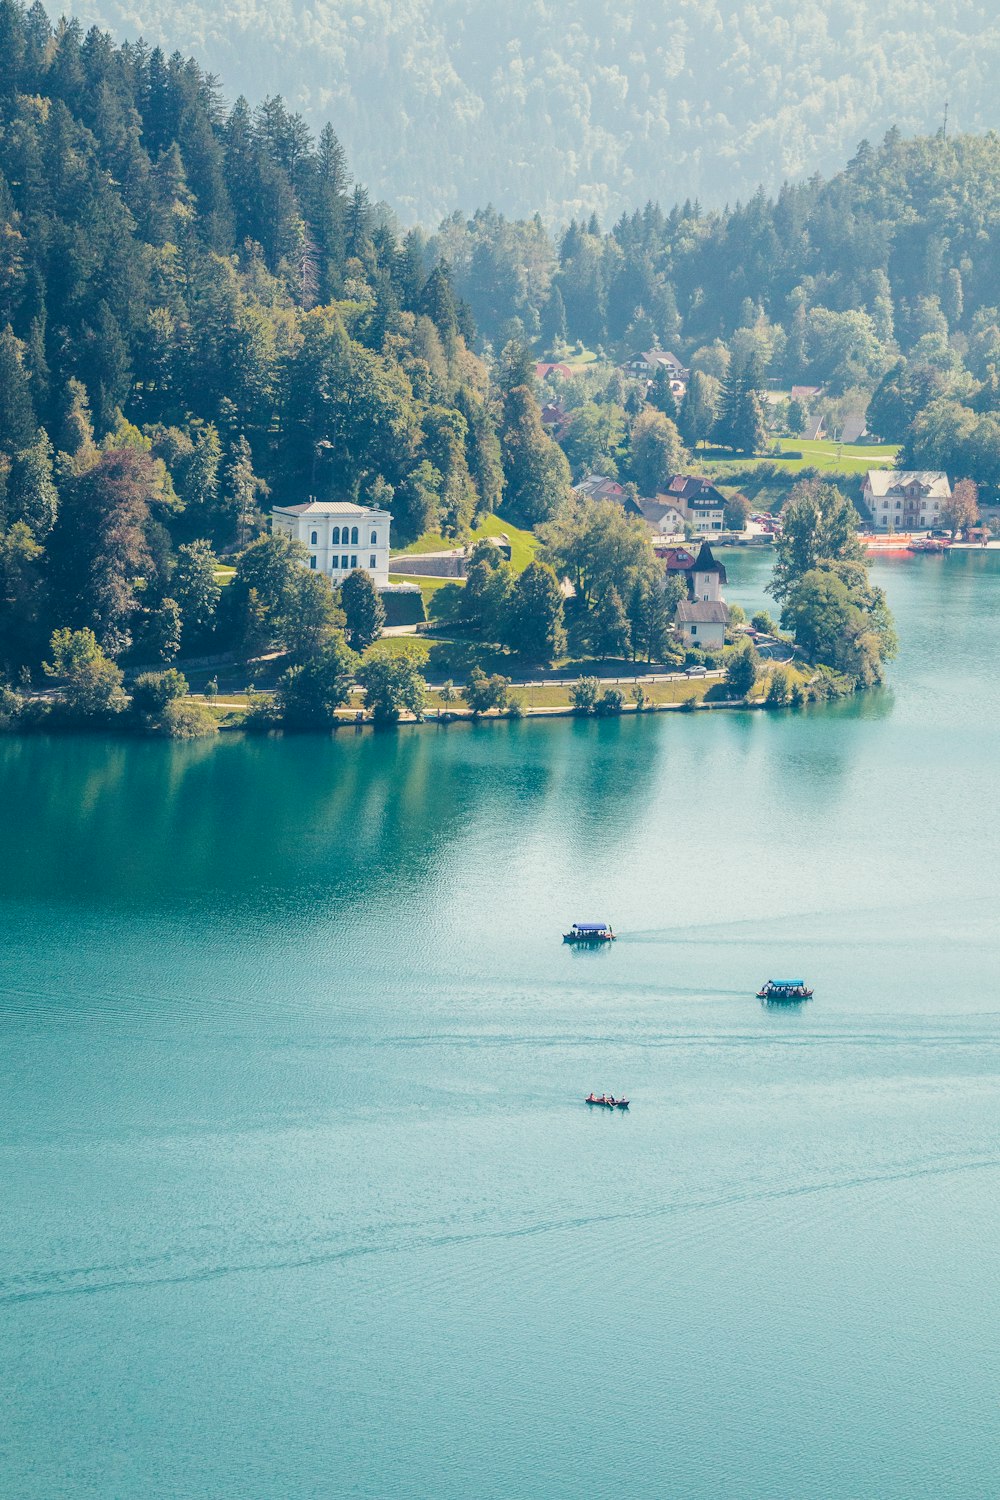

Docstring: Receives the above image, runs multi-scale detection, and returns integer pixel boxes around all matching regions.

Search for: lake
[2,548,1000,1498]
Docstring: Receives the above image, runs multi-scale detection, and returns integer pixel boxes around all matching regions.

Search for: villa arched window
[332,526,341,544]
[370,529,378,545]
[351,526,359,545]
[310,530,318,545]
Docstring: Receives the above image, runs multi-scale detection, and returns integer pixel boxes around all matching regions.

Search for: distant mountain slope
[66,0,1000,225]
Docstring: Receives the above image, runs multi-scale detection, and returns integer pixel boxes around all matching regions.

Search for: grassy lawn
[390,532,456,558]
[362,637,431,666]
[539,343,602,370]
[777,438,900,474]
[390,573,465,616]
[392,514,540,574]
[423,675,713,712]
[469,513,540,572]
[700,438,900,481]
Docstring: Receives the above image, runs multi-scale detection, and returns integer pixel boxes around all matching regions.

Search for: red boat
[585,1094,630,1109]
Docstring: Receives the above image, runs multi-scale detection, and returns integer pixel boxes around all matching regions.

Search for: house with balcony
[862,471,951,532]
[663,475,727,534]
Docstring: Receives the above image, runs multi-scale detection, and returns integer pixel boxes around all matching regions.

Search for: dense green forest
[436,132,1000,495]
[64,0,999,225]
[0,0,981,717]
[0,0,575,679]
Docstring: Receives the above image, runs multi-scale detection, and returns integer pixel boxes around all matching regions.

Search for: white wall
[273,509,391,587]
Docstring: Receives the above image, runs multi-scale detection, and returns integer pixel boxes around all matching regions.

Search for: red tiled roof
[658,546,697,569]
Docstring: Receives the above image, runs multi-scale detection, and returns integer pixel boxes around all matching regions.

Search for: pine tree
[629,578,671,663]
[649,364,678,420]
[340,567,385,651]
[540,284,567,351]
[55,378,97,468]
[589,584,631,659]
[0,325,37,452]
[509,560,565,663]
[172,538,221,642]
[500,383,571,526]
[222,435,266,549]
[7,432,58,537]
[733,387,768,455]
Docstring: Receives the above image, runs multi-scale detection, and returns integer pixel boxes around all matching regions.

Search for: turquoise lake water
[2,548,1000,1498]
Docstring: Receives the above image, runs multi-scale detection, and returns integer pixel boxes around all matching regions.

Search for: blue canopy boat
[757,978,813,1001]
[563,922,615,944]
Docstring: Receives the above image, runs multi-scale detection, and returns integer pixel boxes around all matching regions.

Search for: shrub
[595,687,625,715]
[131,669,189,719]
[358,655,426,723]
[751,611,775,634]
[204,677,219,698]
[157,699,218,738]
[0,683,25,730]
[507,695,525,719]
[766,667,793,705]
[243,695,283,732]
[725,640,760,698]
[276,634,359,730]
[465,667,511,715]
[570,676,600,714]
[44,628,126,720]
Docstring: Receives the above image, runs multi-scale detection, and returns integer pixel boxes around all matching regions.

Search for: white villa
[270,500,392,587]
[862,471,951,532]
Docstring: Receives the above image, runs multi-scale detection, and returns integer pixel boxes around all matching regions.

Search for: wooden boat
[757,978,813,1002]
[585,1094,630,1109]
[563,922,615,944]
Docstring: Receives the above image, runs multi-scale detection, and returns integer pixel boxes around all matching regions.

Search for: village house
[271,499,392,587]
[862,471,951,532]
[573,473,627,504]
[535,362,574,382]
[633,495,687,535]
[540,401,571,438]
[654,542,697,573]
[621,349,689,380]
[663,474,727,534]
[572,475,686,536]
[673,540,729,650]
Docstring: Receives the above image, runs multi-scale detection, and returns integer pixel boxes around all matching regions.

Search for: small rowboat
[757,979,813,1001]
[585,1094,629,1109]
[564,922,615,944]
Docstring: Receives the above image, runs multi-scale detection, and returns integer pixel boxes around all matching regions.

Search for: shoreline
[0,687,836,745]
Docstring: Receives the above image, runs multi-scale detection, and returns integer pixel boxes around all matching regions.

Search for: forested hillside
[65,0,1000,224]
[0,0,575,676]
[0,0,997,707]
[436,132,1000,495]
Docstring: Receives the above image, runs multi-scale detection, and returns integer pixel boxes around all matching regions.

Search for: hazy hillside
[66,0,1000,224]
